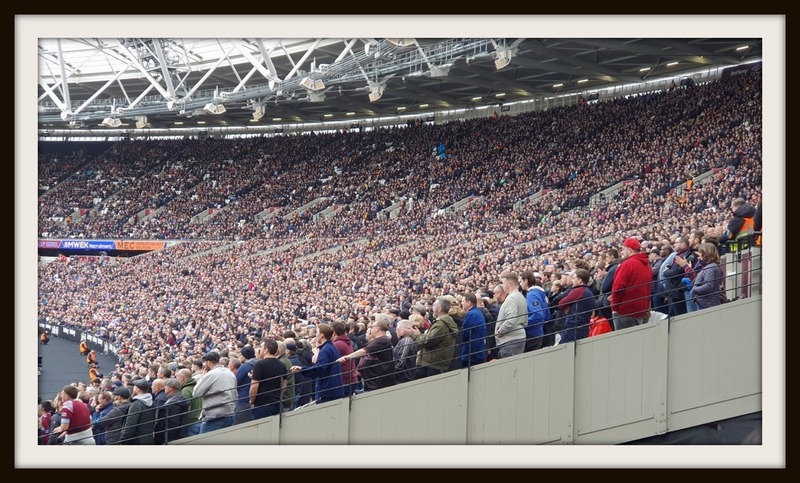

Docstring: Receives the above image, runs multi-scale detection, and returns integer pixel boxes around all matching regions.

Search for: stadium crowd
[38,70,763,444]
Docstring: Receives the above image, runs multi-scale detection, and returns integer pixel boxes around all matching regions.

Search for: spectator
[176,368,202,437]
[53,384,95,445]
[661,236,692,317]
[193,351,237,434]
[151,379,168,444]
[459,293,487,367]
[233,346,257,425]
[410,297,457,379]
[336,318,395,391]
[38,400,53,445]
[689,243,725,310]
[331,321,358,396]
[290,323,346,405]
[249,338,287,420]
[519,271,550,353]
[161,378,189,444]
[610,238,652,330]
[393,319,418,383]
[556,269,595,343]
[90,391,114,444]
[120,379,156,445]
[276,341,296,413]
[494,272,528,358]
[598,248,621,321]
[95,385,131,445]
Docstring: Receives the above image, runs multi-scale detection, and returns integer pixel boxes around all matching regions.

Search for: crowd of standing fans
[38,71,763,444]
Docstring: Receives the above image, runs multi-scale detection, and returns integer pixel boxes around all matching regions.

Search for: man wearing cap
[119,379,156,444]
[610,237,652,330]
[234,345,257,424]
[95,385,131,445]
[161,378,189,443]
[193,351,237,434]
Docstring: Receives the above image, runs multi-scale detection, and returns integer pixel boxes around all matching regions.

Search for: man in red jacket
[610,238,652,330]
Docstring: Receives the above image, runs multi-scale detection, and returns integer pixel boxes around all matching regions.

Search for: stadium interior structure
[35,37,768,452]
[38,38,762,136]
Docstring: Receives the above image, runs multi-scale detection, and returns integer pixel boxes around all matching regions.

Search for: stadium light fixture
[101,117,122,128]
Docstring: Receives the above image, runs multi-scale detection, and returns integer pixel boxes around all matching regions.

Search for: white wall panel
[349,370,468,444]
[467,344,572,444]
[279,398,350,444]
[573,321,668,444]
[667,297,762,431]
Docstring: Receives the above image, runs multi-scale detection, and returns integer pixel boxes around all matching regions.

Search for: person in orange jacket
[89,363,102,383]
[86,350,97,367]
[40,331,50,345]
[79,340,89,356]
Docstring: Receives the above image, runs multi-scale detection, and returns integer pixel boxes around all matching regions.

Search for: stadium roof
[38,37,762,131]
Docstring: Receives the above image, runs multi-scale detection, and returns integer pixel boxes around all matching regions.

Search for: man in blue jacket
[459,293,487,367]
[291,323,345,405]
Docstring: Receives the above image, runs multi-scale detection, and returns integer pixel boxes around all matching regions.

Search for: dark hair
[520,271,536,288]
[462,292,477,306]
[574,268,590,285]
[698,242,720,265]
[61,385,78,399]
[262,338,278,355]
[331,321,347,336]
[572,259,590,270]
[317,323,334,340]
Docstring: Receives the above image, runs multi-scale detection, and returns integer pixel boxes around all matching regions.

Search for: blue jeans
[685,291,698,313]
[234,402,253,425]
[199,415,234,434]
[252,403,281,420]
[186,421,201,437]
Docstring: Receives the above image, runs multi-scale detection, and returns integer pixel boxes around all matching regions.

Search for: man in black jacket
[95,385,131,445]
[161,378,189,443]
[120,379,156,445]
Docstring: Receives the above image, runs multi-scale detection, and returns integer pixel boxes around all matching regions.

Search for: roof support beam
[234,41,279,88]
[120,83,157,111]
[151,39,177,100]
[55,39,72,113]
[38,78,67,112]
[72,58,134,116]
[255,39,281,81]
[283,39,322,82]
[179,44,236,101]
[114,44,174,101]
[335,39,360,64]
